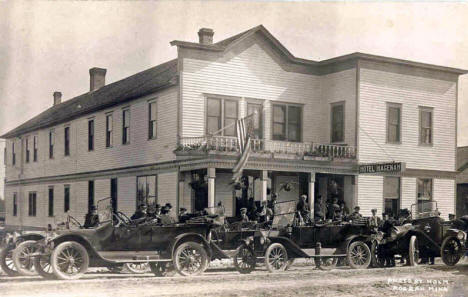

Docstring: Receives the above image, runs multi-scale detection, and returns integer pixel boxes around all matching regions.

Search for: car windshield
[411,201,438,219]
[271,200,297,228]
[97,197,113,223]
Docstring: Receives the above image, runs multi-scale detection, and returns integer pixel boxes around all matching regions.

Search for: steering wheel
[113,211,131,227]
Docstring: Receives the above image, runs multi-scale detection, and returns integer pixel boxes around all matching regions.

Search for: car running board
[97,251,171,263]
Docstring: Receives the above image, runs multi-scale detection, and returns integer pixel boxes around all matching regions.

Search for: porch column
[178,172,185,214]
[308,172,316,215]
[208,168,216,214]
[261,170,268,202]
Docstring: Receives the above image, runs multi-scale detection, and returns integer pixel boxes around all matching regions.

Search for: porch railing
[177,136,356,159]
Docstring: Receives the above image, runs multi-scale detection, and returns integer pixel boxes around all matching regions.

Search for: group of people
[239,194,278,224]
[130,203,178,224]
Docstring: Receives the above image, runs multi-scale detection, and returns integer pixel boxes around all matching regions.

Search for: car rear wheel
[408,236,419,266]
[173,242,208,276]
[124,263,150,274]
[347,241,371,269]
[0,246,20,276]
[12,240,37,276]
[264,243,288,273]
[149,262,176,277]
[234,244,256,274]
[33,255,56,279]
[441,236,462,266]
[51,241,89,280]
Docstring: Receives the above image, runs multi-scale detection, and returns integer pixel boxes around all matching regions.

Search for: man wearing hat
[160,206,175,224]
[178,207,190,223]
[240,208,249,222]
[349,206,362,221]
[131,203,148,221]
[370,208,381,228]
[296,194,311,225]
[84,205,100,228]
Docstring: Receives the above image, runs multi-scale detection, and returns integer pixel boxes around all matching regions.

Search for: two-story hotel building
[2,25,465,230]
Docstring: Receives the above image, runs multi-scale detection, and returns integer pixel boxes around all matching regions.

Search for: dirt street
[1,262,467,297]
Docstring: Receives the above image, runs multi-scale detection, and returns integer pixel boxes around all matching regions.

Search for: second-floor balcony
[176,136,356,161]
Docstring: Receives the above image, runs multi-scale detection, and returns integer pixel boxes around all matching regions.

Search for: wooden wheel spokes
[56,246,84,276]
[179,247,202,273]
[40,256,53,273]
[18,245,36,270]
[269,247,286,269]
[350,245,368,266]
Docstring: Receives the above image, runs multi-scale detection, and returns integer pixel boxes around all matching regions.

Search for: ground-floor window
[383,176,400,218]
[48,187,54,217]
[137,175,157,207]
[111,178,118,212]
[64,185,70,212]
[28,192,37,217]
[88,180,95,212]
[417,178,433,212]
[13,193,17,216]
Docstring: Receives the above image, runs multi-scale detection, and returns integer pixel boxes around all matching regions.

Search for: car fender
[267,236,309,258]
[17,233,45,244]
[342,234,372,251]
[50,234,106,263]
[170,233,212,259]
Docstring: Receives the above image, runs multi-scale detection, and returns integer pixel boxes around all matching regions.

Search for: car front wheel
[12,240,38,276]
[441,236,462,266]
[51,241,89,280]
[33,255,56,279]
[0,246,19,276]
[347,241,371,269]
[408,236,419,266]
[264,243,289,273]
[234,244,256,274]
[173,242,208,276]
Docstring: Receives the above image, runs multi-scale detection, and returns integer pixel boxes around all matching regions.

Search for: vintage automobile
[373,201,467,267]
[30,198,227,280]
[233,200,379,273]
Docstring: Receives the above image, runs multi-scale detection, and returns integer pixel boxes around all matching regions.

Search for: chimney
[89,67,107,91]
[53,91,62,106]
[198,28,214,45]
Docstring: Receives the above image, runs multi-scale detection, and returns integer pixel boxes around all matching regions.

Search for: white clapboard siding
[117,176,137,217]
[181,34,323,144]
[215,172,234,217]
[157,172,178,212]
[401,177,417,210]
[4,87,178,181]
[434,179,455,219]
[356,175,384,216]
[358,60,457,171]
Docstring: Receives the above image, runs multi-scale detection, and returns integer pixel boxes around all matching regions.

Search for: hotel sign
[359,162,405,174]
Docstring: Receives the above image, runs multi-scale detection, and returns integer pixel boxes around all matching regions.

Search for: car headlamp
[457,231,466,241]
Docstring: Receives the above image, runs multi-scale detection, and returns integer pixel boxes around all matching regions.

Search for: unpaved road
[1,262,467,297]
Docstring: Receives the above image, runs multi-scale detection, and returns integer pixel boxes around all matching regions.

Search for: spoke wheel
[173,242,208,276]
[408,236,419,266]
[234,244,256,274]
[0,246,20,276]
[441,237,462,266]
[124,262,150,274]
[317,257,338,271]
[347,241,371,269]
[51,241,89,280]
[33,255,56,279]
[264,243,288,273]
[149,262,176,277]
[12,240,38,276]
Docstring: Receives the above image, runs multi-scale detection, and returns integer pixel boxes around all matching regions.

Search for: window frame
[205,97,239,137]
[64,126,70,156]
[271,103,303,142]
[11,142,15,165]
[136,175,158,208]
[48,187,54,217]
[148,101,157,140]
[49,130,54,159]
[383,176,401,218]
[122,108,130,145]
[25,136,30,163]
[64,185,70,213]
[106,113,113,148]
[419,106,434,146]
[33,135,38,162]
[330,101,345,143]
[88,180,95,213]
[13,193,17,217]
[247,102,264,139]
[28,192,37,217]
[88,119,94,151]
[386,102,402,144]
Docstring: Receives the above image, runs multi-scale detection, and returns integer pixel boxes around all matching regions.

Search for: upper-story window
[33,136,38,162]
[49,130,55,159]
[28,192,37,217]
[387,103,401,143]
[88,119,94,151]
[106,114,113,148]
[206,98,238,137]
[64,126,70,156]
[25,137,30,163]
[331,102,345,143]
[272,103,302,142]
[13,193,17,216]
[419,107,433,145]
[12,142,15,165]
[148,101,157,140]
[247,103,263,139]
[122,109,130,144]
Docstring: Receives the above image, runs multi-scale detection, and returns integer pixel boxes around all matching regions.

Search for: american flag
[232,113,255,182]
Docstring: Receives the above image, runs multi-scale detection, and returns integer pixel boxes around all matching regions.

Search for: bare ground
[1,261,467,297]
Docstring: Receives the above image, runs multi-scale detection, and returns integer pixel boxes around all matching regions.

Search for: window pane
[149,102,157,121]
[207,117,220,134]
[417,179,432,200]
[248,104,263,138]
[273,105,286,123]
[224,118,237,136]
[273,123,285,140]
[421,111,431,127]
[331,104,344,142]
[389,107,399,124]
[288,106,301,124]
[224,100,237,119]
[123,110,130,127]
[207,99,221,117]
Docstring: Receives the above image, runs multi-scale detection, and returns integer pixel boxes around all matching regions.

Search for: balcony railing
[177,136,356,159]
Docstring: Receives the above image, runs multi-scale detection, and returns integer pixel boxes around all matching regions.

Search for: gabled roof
[1,59,178,139]
[171,24,468,75]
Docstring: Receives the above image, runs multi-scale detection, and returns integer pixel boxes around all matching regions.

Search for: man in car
[160,206,175,224]
[84,205,100,228]
[296,194,311,225]
[349,206,362,221]
[240,207,249,222]
[370,208,381,228]
[131,204,148,221]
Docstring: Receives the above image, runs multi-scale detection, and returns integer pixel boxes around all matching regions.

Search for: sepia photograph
[0,1,467,296]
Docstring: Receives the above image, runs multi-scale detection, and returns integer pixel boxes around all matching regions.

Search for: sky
[1,1,468,197]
